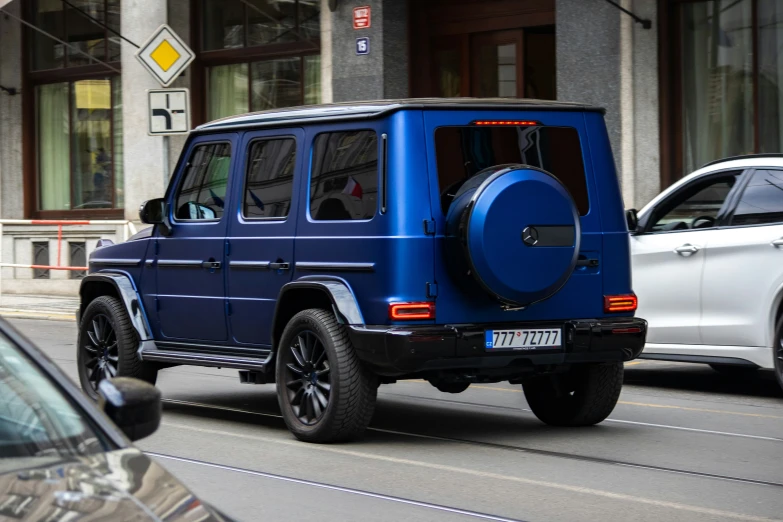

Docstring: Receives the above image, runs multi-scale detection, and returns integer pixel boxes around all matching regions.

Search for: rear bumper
[348,317,647,377]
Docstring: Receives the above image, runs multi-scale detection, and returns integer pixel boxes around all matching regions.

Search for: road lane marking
[412,383,783,420]
[157,421,779,521]
[149,452,528,522]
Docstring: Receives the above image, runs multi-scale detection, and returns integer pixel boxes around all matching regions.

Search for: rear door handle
[201,261,222,270]
[674,244,700,256]
[772,238,783,248]
[269,262,290,271]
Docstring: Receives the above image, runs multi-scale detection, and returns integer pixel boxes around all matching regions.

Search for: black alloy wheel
[283,330,332,425]
[774,316,783,392]
[81,313,119,393]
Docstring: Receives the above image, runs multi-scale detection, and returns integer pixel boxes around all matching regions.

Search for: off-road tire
[773,316,783,391]
[523,362,623,426]
[709,364,758,377]
[77,295,158,400]
[276,309,378,443]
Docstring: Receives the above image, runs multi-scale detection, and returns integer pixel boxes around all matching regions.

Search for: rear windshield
[434,126,589,215]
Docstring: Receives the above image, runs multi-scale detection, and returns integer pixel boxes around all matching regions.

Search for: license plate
[485,328,562,351]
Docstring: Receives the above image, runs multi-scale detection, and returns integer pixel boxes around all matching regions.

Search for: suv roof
[196,98,605,133]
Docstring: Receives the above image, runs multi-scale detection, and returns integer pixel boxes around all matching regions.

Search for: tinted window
[435,126,589,215]
[310,131,378,221]
[174,143,231,221]
[730,169,783,226]
[244,138,296,219]
[649,173,739,232]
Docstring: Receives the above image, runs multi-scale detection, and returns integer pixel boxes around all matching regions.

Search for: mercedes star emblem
[522,226,539,246]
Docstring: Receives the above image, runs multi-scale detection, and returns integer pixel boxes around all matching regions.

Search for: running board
[140,349,268,371]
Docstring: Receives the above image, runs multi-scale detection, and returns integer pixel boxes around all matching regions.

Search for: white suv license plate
[485,328,562,351]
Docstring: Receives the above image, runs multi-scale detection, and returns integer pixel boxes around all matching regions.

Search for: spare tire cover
[445,165,581,306]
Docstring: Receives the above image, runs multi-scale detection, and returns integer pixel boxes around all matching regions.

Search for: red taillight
[612,327,642,334]
[389,302,435,320]
[472,120,540,126]
[604,294,638,313]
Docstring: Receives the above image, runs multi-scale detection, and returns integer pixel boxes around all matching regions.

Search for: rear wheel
[276,309,378,443]
[523,362,623,426]
[77,296,157,400]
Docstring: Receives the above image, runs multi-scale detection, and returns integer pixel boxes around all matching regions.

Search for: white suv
[630,155,783,389]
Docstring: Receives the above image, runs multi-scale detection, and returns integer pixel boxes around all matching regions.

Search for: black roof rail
[701,153,783,169]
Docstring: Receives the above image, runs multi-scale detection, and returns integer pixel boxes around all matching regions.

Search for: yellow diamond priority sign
[136,24,194,87]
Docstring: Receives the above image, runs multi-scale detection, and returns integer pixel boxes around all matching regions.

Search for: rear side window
[174,143,231,221]
[243,138,296,219]
[310,130,378,221]
[435,126,589,215]
[730,169,783,226]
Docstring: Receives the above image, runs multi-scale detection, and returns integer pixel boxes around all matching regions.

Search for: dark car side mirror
[625,209,639,233]
[98,377,162,442]
[139,198,172,236]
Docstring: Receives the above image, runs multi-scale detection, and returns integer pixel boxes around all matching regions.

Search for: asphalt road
[10,317,783,522]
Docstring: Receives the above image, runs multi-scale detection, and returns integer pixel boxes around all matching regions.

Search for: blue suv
[77,99,647,443]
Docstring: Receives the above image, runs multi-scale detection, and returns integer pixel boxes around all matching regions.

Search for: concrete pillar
[557,0,660,209]
[330,0,408,101]
[121,0,168,221]
[0,0,24,219]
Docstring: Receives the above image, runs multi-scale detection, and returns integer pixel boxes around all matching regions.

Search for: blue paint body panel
[87,100,634,354]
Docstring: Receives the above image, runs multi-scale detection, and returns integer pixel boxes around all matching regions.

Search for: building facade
[0,0,778,293]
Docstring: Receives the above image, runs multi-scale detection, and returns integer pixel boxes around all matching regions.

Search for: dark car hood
[0,448,231,521]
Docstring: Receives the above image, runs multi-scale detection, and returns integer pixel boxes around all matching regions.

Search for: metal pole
[163,135,170,186]
[0,223,4,305]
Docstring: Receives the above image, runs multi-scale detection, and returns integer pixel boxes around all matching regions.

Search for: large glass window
[36,78,123,211]
[31,0,121,71]
[310,131,378,221]
[174,143,232,221]
[675,0,783,178]
[201,0,321,120]
[648,173,740,232]
[244,138,297,218]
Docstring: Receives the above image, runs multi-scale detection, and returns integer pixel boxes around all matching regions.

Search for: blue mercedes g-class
[77,99,647,443]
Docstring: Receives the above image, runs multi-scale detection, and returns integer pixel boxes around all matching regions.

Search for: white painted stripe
[149,452,526,522]
[159,421,779,522]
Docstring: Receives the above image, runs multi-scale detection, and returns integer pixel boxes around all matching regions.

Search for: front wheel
[77,296,158,400]
[276,309,378,443]
[523,362,623,427]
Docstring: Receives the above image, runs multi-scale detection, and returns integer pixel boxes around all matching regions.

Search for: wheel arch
[272,278,364,353]
[772,282,783,345]
[79,273,153,341]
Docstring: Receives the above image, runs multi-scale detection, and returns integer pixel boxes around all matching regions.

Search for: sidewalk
[0,294,78,321]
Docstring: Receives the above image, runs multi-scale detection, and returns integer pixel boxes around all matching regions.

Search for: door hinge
[426,282,438,298]
[423,219,436,235]
[225,300,232,316]
[225,239,231,257]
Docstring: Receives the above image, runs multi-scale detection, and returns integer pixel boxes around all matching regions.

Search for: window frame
[639,169,748,235]
[170,139,234,224]
[23,1,124,219]
[307,128,381,224]
[241,135,298,221]
[724,167,783,228]
[191,0,321,126]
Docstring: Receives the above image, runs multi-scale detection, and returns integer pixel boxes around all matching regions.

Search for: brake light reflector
[472,120,540,126]
[389,302,435,320]
[604,294,638,313]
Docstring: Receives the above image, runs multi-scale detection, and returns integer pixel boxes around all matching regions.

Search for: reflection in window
[681,0,754,173]
[72,79,112,209]
[436,48,461,97]
[174,144,231,221]
[731,169,783,226]
[208,64,249,120]
[251,58,301,111]
[310,131,378,221]
[244,139,296,218]
[476,43,517,98]
[652,175,739,232]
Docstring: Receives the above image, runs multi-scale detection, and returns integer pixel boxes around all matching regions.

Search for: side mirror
[139,198,165,225]
[625,209,639,233]
[98,377,162,442]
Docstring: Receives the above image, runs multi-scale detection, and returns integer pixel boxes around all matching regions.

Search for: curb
[0,309,76,322]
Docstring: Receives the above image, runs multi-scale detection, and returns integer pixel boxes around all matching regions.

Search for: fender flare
[79,273,153,342]
[272,278,365,350]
